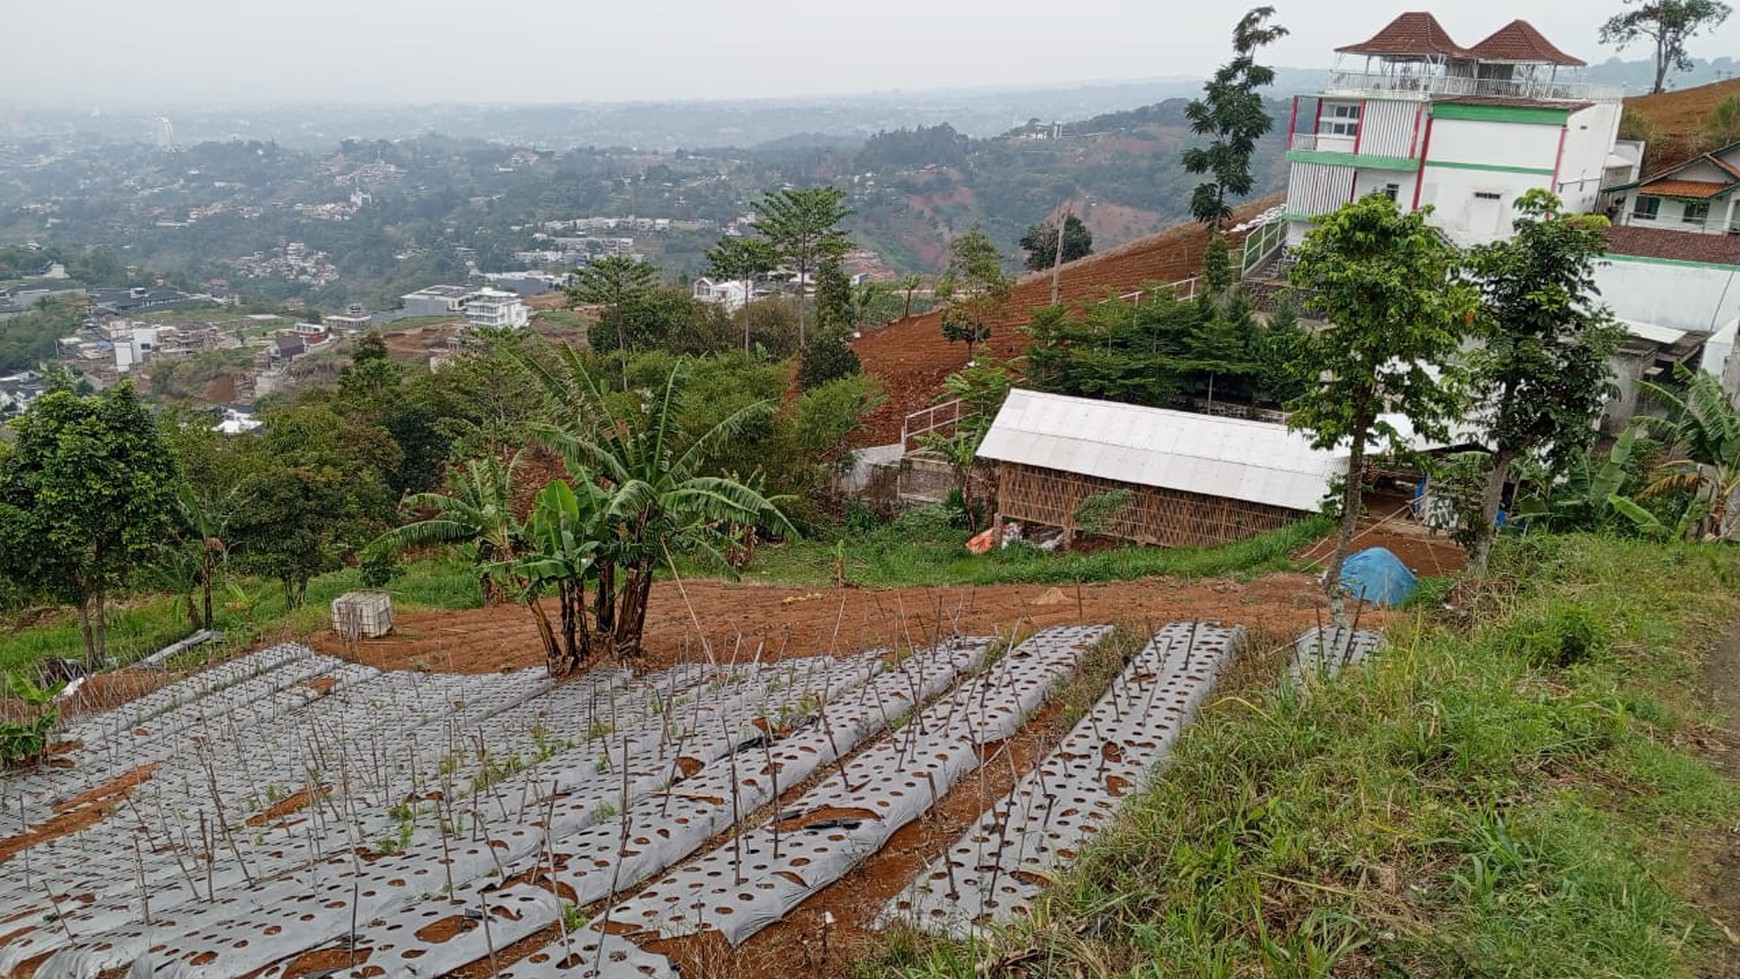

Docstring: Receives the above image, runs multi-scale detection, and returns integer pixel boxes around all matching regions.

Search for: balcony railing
[1324,70,1624,103]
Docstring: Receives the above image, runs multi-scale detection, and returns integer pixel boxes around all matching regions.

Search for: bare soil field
[306,573,1347,677]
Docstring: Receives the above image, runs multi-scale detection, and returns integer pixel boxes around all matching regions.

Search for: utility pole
[1049,208,1071,306]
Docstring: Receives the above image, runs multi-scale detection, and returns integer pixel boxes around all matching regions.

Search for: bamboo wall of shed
[996,461,1306,549]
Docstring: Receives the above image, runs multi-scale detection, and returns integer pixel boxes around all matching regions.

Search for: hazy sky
[6,0,1738,106]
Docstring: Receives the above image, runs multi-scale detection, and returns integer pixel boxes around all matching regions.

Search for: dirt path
[1700,622,1740,978]
[307,574,1356,676]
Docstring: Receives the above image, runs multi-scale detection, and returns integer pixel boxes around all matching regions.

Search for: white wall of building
[1596,257,1740,335]
[1419,168,1549,245]
[1555,102,1623,213]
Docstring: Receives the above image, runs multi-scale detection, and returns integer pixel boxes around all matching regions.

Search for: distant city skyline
[6,0,1739,108]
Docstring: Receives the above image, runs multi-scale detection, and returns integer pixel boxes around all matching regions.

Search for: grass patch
[860,534,1740,977]
[725,512,1331,589]
[0,554,482,673]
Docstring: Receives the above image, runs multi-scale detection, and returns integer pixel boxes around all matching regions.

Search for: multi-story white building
[1282,14,1633,248]
[464,288,529,330]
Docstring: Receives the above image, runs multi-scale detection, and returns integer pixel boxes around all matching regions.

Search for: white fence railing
[1324,70,1623,102]
[901,398,964,453]
[1241,219,1286,277]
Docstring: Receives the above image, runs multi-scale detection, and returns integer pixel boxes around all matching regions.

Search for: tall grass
[725,513,1332,589]
[0,554,482,673]
[862,534,1740,977]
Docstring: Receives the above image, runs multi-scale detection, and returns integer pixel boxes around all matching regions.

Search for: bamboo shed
[977,390,1345,549]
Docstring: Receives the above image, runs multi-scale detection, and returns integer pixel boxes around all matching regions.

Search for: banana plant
[512,478,605,675]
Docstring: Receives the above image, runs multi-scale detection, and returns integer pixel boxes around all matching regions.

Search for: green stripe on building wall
[1431,102,1570,125]
[1283,149,1416,171]
[1601,252,1740,271]
[1423,160,1556,176]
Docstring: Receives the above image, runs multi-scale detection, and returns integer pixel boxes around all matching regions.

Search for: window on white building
[1632,196,1661,220]
[1683,201,1711,224]
[1382,183,1400,201]
[1323,103,1361,138]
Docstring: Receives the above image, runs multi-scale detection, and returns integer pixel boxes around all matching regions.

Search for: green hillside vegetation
[868,534,1740,977]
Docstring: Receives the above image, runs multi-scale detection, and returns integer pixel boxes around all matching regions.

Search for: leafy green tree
[1286,194,1475,624]
[814,255,855,332]
[0,383,180,660]
[793,374,886,473]
[1637,365,1740,539]
[229,465,351,609]
[705,236,781,354]
[797,327,862,390]
[752,186,853,347]
[1182,7,1289,229]
[937,228,1013,365]
[592,287,735,356]
[530,354,794,658]
[367,454,528,604]
[567,255,659,311]
[1463,191,1625,571]
[1019,214,1094,271]
[1601,0,1732,93]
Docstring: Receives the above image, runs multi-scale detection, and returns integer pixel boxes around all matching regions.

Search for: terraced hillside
[0,620,1286,978]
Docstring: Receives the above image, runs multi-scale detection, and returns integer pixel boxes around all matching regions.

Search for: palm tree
[529,354,794,658]
[367,453,527,603]
[1639,365,1740,540]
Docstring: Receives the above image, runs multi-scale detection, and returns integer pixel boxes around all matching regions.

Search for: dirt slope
[1624,77,1740,173]
[853,193,1283,446]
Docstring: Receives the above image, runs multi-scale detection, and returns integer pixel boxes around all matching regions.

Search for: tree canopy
[0,383,181,659]
[1182,7,1289,229]
[566,255,660,309]
[1019,214,1094,271]
[1463,191,1625,569]
[752,186,853,347]
[1286,194,1475,622]
[937,228,1013,364]
[1601,0,1733,93]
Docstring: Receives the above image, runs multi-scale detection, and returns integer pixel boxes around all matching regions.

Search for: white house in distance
[464,288,529,330]
[1282,14,1632,248]
[1606,140,1740,235]
[692,277,752,314]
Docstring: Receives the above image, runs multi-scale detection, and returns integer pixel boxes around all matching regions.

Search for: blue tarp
[1338,546,1417,607]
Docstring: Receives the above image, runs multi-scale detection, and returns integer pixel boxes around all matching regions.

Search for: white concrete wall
[1351,168,1418,205]
[1420,169,1549,245]
[1428,118,1562,172]
[1555,102,1622,214]
[1596,257,1740,335]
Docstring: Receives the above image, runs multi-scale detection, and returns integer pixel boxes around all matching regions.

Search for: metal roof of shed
[977,390,1344,512]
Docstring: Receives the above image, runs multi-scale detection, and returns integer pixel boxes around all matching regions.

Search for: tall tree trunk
[93,587,108,661]
[797,258,808,348]
[201,551,215,631]
[74,599,95,664]
[1468,449,1518,574]
[1324,419,1371,629]
[1654,36,1669,94]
